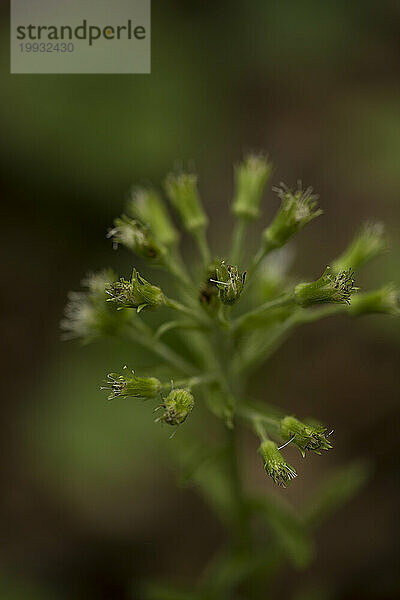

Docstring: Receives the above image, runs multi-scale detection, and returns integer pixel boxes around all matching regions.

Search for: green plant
[63,156,399,598]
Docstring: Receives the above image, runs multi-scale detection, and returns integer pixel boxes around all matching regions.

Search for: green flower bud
[280,416,332,458]
[102,367,161,401]
[349,285,400,317]
[158,388,195,426]
[127,187,179,248]
[333,221,386,272]
[164,172,208,233]
[232,154,272,220]
[263,183,322,249]
[61,269,127,341]
[259,440,297,487]
[294,266,357,307]
[210,260,247,305]
[106,269,164,313]
[108,215,165,260]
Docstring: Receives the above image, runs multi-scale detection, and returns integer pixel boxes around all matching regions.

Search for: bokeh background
[1,1,399,598]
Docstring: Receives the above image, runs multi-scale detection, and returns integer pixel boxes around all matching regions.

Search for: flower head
[106,269,164,313]
[280,416,333,458]
[158,388,195,426]
[127,187,179,248]
[107,215,165,260]
[333,221,387,272]
[210,260,247,305]
[61,269,125,341]
[294,266,357,307]
[164,172,208,233]
[232,154,272,220]
[349,284,400,317]
[259,440,297,487]
[263,182,322,249]
[102,366,161,401]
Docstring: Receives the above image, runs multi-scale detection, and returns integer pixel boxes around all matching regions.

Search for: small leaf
[303,460,371,529]
[199,546,279,596]
[250,496,314,569]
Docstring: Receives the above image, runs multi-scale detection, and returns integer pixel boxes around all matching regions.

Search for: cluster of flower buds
[63,155,398,487]
[232,154,272,220]
[280,416,333,457]
[210,260,247,305]
[157,388,195,426]
[259,440,297,487]
[333,221,386,272]
[294,266,357,307]
[61,269,127,341]
[262,182,322,250]
[107,215,165,261]
[102,367,161,401]
[102,368,196,429]
[106,269,164,313]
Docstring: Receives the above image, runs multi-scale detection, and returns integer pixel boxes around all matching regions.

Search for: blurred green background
[1,1,399,598]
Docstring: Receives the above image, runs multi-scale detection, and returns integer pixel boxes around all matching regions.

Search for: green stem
[230,217,248,266]
[247,240,275,280]
[127,325,198,376]
[232,293,295,332]
[193,228,211,269]
[297,304,347,323]
[226,425,248,551]
[237,304,347,377]
[237,405,281,437]
[160,373,217,391]
[163,255,192,289]
[164,296,211,328]
[252,417,269,442]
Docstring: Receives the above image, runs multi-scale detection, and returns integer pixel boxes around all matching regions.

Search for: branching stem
[127,325,198,376]
[232,293,295,332]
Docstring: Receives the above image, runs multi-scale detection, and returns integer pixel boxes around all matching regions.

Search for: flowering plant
[63,155,398,597]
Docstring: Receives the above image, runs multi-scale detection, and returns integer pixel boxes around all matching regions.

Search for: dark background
[0,1,399,598]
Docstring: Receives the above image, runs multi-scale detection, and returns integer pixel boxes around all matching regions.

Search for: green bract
[333,221,386,272]
[280,416,333,457]
[103,367,161,401]
[349,285,400,317]
[294,266,357,307]
[164,172,207,233]
[210,261,247,305]
[106,269,164,312]
[259,440,297,487]
[127,187,179,248]
[232,154,272,220]
[263,182,322,249]
[108,215,165,260]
